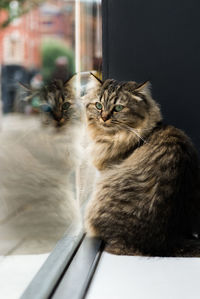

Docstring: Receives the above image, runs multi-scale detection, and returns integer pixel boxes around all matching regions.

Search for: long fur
[84,78,200,257]
[0,79,83,252]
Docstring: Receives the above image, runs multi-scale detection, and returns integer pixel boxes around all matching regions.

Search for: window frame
[21,222,103,299]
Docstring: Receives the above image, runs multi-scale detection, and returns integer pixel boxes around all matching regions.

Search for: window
[3,31,24,64]
[0,1,102,298]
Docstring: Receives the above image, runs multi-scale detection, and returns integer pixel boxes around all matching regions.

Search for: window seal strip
[20,223,84,299]
[51,237,104,299]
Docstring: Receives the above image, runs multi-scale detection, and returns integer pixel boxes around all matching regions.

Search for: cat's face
[85,77,161,134]
[23,78,81,129]
[39,80,75,128]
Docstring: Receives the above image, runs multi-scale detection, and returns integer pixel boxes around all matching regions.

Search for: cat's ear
[82,71,102,102]
[134,81,151,97]
[18,81,32,92]
[85,71,103,93]
[63,73,77,88]
[90,72,103,85]
[63,73,82,96]
[18,82,36,102]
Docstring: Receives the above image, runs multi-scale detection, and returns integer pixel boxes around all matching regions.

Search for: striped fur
[35,78,82,129]
[0,79,83,251]
[85,78,200,256]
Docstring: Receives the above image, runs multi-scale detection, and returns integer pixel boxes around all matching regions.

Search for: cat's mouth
[101,123,113,130]
[53,117,68,128]
[102,122,111,126]
[56,122,65,127]
[99,118,112,127]
[99,121,118,133]
[55,123,67,130]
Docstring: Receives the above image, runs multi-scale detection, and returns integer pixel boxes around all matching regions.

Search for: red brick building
[39,1,75,49]
[0,1,101,73]
[0,8,41,68]
[0,1,75,69]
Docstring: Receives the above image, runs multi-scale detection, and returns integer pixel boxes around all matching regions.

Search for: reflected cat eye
[114,105,124,112]
[62,102,71,110]
[40,104,52,113]
[95,102,102,110]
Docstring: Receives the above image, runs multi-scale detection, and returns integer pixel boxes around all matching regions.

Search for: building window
[3,31,24,64]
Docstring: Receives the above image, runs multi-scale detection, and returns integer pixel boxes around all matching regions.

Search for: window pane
[0,0,102,297]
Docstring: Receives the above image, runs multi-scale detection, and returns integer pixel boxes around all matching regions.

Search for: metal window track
[21,222,103,299]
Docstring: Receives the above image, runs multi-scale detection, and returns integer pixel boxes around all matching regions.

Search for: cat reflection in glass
[0,77,83,252]
[85,74,200,257]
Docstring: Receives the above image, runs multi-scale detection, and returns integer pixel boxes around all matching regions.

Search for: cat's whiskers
[112,120,148,144]
[127,128,148,144]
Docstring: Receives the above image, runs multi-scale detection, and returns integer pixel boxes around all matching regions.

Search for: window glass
[0,1,102,297]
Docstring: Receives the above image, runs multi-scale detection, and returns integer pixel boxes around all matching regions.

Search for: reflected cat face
[39,79,76,128]
[21,77,81,129]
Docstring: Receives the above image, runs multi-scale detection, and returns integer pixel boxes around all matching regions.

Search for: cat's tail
[174,237,200,257]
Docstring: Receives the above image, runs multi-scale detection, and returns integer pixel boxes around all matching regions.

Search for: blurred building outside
[0,0,102,113]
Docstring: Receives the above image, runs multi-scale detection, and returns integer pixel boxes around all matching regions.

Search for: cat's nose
[56,118,65,127]
[101,112,110,122]
[53,111,62,121]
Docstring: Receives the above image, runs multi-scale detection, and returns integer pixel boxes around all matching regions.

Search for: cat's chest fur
[89,128,142,170]
[0,114,82,234]
[91,124,198,171]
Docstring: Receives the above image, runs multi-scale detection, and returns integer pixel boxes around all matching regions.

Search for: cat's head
[85,74,162,137]
[20,76,82,129]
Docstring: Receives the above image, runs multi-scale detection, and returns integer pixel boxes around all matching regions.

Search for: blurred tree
[0,0,44,28]
[41,39,75,83]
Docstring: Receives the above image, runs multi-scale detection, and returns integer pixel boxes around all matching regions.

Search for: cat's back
[148,124,195,151]
[126,124,199,172]
[117,124,200,206]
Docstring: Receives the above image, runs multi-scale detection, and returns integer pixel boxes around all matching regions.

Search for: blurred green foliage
[41,39,75,83]
[1,0,24,9]
[0,0,44,28]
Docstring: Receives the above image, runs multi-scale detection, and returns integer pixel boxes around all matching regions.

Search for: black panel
[102,0,200,152]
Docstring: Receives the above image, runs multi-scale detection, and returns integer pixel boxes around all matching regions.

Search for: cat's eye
[62,102,71,110]
[40,104,52,113]
[114,105,124,112]
[95,102,102,110]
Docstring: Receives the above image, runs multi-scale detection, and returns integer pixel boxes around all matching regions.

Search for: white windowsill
[86,252,200,299]
[0,254,49,299]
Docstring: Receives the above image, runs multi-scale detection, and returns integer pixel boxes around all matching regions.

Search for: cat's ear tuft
[135,81,151,97]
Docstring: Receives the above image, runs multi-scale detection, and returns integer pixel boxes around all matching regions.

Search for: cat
[84,74,200,257]
[0,78,83,253]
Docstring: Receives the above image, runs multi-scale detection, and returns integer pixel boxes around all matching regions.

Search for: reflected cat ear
[18,81,32,92]
[18,82,36,102]
[134,81,151,97]
[18,81,33,102]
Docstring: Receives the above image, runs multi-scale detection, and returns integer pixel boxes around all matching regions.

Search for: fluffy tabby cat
[85,75,200,257]
[0,78,83,252]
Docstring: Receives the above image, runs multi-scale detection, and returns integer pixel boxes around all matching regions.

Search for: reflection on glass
[0,0,102,297]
